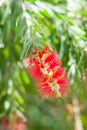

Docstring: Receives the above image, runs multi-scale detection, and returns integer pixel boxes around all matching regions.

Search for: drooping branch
[72,97,83,130]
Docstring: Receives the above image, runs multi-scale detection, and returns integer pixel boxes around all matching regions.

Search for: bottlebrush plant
[2,116,26,130]
[24,45,69,98]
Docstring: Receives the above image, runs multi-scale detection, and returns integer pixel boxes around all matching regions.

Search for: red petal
[30,65,42,79]
[29,58,39,65]
[44,46,49,51]
[38,46,50,59]
[38,51,45,58]
[45,52,57,63]
[38,82,53,98]
[59,86,68,95]
[57,78,69,86]
[50,59,61,69]
[24,58,39,68]
[45,52,61,69]
[40,63,44,68]
[53,68,65,79]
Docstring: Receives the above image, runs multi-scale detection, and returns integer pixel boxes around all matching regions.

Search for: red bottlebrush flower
[2,116,10,128]
[15,121,26,130]
[24,45,69,98]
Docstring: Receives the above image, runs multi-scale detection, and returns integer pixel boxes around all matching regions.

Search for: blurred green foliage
[0,0,87,130]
